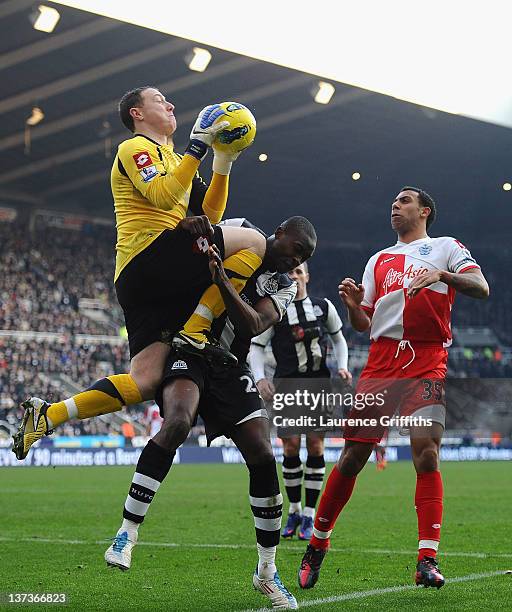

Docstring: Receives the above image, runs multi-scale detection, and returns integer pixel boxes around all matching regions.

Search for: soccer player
[12,216,315,609]
[104,216,317,610]
[249,263,351,540]
[144,402,163,438]
[298,187,489,590]
[12,86,267,460]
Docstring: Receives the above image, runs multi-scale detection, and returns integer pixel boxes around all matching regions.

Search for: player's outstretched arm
[197,131,246,224]
[208,245,280,337]
[249,343,276,401]
[330,331,352,383]
[200,172,229,224]
[175,105,230,208]
[118,106,228,213]
[323,297,352,381]
[339,278,371,332]
[407,269,489,299]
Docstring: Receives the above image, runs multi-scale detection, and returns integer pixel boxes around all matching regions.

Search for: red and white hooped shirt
[361,236,480,347]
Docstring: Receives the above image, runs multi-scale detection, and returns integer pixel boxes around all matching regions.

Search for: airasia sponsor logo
[382,264,428,294]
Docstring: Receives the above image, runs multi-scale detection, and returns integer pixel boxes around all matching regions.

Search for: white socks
[121,518,139,540]
[257,543,277,579]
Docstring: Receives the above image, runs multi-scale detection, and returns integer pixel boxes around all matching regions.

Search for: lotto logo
[193,236,210,254]
[133,151,153,168]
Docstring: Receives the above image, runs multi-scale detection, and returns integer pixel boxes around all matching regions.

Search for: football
[213,102,257,154]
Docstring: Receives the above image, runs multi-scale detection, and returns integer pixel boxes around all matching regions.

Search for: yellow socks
[181,249,263,343]
[46,374,142,428]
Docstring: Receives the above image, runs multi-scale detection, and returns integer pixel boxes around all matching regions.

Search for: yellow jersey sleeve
[112,135,192,281]
[117,137,189,211]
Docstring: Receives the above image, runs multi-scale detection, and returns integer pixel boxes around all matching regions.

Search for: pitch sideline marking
[1,536,511,560]
[241,571,506,612]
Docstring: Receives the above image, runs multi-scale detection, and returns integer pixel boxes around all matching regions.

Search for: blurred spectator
[122,418,136,447]
[0,337,131,435]
[491,432,502,448]
[0,221,121,335]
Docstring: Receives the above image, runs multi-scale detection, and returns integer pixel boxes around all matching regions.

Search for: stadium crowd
[0,337,130,435]
[0,221,120,335]
[1,219,510,440]
[2,221,510,344]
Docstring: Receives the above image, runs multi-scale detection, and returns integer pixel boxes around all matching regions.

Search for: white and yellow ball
[213,102,256,154]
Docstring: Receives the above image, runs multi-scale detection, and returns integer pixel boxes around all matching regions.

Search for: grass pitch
[0,461,510,611]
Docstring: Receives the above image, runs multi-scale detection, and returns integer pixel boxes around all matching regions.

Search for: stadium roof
[1,1,511,246]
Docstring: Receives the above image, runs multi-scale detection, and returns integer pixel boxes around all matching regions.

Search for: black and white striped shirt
[252,296,343,378]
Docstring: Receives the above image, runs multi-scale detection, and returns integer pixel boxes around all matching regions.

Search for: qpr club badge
[419,244,432,256]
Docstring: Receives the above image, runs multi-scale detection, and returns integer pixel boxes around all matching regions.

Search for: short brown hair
[118,86,154,132]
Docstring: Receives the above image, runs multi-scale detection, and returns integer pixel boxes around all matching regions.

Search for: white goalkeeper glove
[212,147,241,176]
[185,104,229,161]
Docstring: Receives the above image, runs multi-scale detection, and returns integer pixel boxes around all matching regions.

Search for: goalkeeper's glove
[212,147,241,176]
[185,104,229,161]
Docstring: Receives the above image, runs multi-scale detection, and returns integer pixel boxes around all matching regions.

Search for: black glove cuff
[185,139,208,161]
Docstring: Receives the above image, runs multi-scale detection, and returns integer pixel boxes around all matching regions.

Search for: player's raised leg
[411,423,445,588]
[105,375,199,570]
[12,342,168,460]
[298,440,373,589]
[231,417,298,610]
[175,226,267,357]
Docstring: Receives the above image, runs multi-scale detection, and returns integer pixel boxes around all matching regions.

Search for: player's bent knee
[414,446,439,473]
[158,412,193,448]
[131,372,161,400]
[221,226,266,259]
[306,435,324,456]
[130,364,162,401]
[338,455,362,477]
[246,447,275,466]
[339,443,372,476]
[130,344,170,399]
[282,437,301,456]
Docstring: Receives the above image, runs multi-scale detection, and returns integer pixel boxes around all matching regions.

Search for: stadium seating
[1,219,510,440]
[0,221,121,335]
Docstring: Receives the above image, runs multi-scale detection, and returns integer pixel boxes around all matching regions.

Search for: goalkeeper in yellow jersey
[12,86,268,460]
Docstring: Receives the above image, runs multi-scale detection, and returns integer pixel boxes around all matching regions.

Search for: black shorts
[115,226,224,359]
[156,348,267,444]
